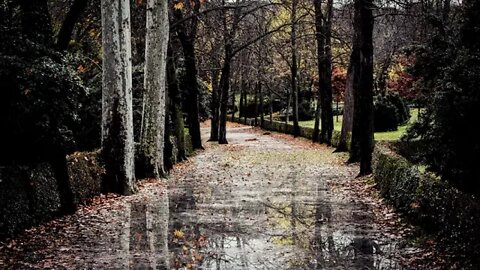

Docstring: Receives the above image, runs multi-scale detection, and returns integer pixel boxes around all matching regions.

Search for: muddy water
[166,127,404,270]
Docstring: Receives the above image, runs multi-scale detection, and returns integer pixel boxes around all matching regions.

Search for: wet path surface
[0,126,412,269]
[167,126,403,270]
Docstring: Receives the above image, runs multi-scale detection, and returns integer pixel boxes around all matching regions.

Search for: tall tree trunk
[209,60,220,141]
[243,85,247,124]
[336,62,354,152]
[173,7,203,150]
[269,90,273,123]
[239,79,245,120]
[259,82,264,127]
[286,89,291,130]
[291,0,300,137]
[163,91,174,171]
[167,44,186,161]
[231,84,236,120]
[218,47,232,144]
[349,0,375,176]
[313,0,334,144]
[56,0,88,50]
[312,0,324,143]
[313,91,321,142]
[101,0,136,195]
[138,0,169,178]
[180,40,203,149]
[320,0,334,145]
[254,82,259,126]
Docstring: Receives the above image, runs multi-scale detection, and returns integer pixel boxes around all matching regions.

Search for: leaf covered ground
[0,124,448,269]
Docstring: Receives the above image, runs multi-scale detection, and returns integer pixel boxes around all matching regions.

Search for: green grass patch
[298,108,420,141]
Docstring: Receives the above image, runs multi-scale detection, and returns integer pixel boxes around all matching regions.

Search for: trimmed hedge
[228,116,349,149]
[373,143,480,267]
[0,163,61,238]
[0,132,194,239]
[67,151,104,206]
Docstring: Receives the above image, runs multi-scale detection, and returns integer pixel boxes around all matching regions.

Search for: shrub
[0,37,89,163]
[373,93,410,132]
[373,143,480,267]
[405,1,480,194]
[298,101,314,121]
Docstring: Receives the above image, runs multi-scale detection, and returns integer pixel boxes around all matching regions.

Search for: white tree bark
[139,0,170,178]
[101,0,136,195]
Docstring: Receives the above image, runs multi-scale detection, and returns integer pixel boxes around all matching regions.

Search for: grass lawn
[298,108,420,141]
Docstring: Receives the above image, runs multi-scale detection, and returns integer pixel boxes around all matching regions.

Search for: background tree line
[0,0,479,197]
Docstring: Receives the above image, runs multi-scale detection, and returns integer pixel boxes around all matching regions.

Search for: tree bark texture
[101,0,136,195]
[167,45,186,161]
[349,0,375,176]
[56,0,89,50]
[173,6,203,150]
[138,0,169,178]
[313,0,334,144]
[218,46,232,144]
[336,62,354,152]
[320,0,334,145]
[291,0,300,137]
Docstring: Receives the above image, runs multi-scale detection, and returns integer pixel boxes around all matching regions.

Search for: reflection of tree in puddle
[169,184,206,269]
[120,191,169,269]
[262,170,403,270]
[167,168,404,269]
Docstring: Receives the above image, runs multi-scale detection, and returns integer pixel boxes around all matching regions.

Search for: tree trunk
[313,90,321,142]
[218,46,232,144]
[269,90,273,123]
[51,149,76,214]
[167,44,186,161]
[313,0,334,145]
[231,84,236,120]
[101,0,136,195]
[320,0,334,145]
[209,61,220,141]
[254,82,259,126]
[349,0,375,176]
[312,0,324,143]
[259,82,264,127]
[243,86,247,124]
[56,0,88,50]
[173,6,203,150]
[239,79,245,120]
[137,0,169,178]
[336,62,354,152]
[180,40,203,149]
[163,92,174,172]
[291,0,300,137]
[286,89,291,130]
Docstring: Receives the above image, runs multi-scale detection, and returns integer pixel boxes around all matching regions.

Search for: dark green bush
[373,93,410,132]
[298,101,314,121]
[405,1,480,195]
[0,37,89,163]
[373,144,480,267]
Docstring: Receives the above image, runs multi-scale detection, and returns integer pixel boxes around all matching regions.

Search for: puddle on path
[162,127,405,270]
[0,127,409,269]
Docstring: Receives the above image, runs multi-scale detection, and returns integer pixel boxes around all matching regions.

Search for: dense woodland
[0,0,479,236]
